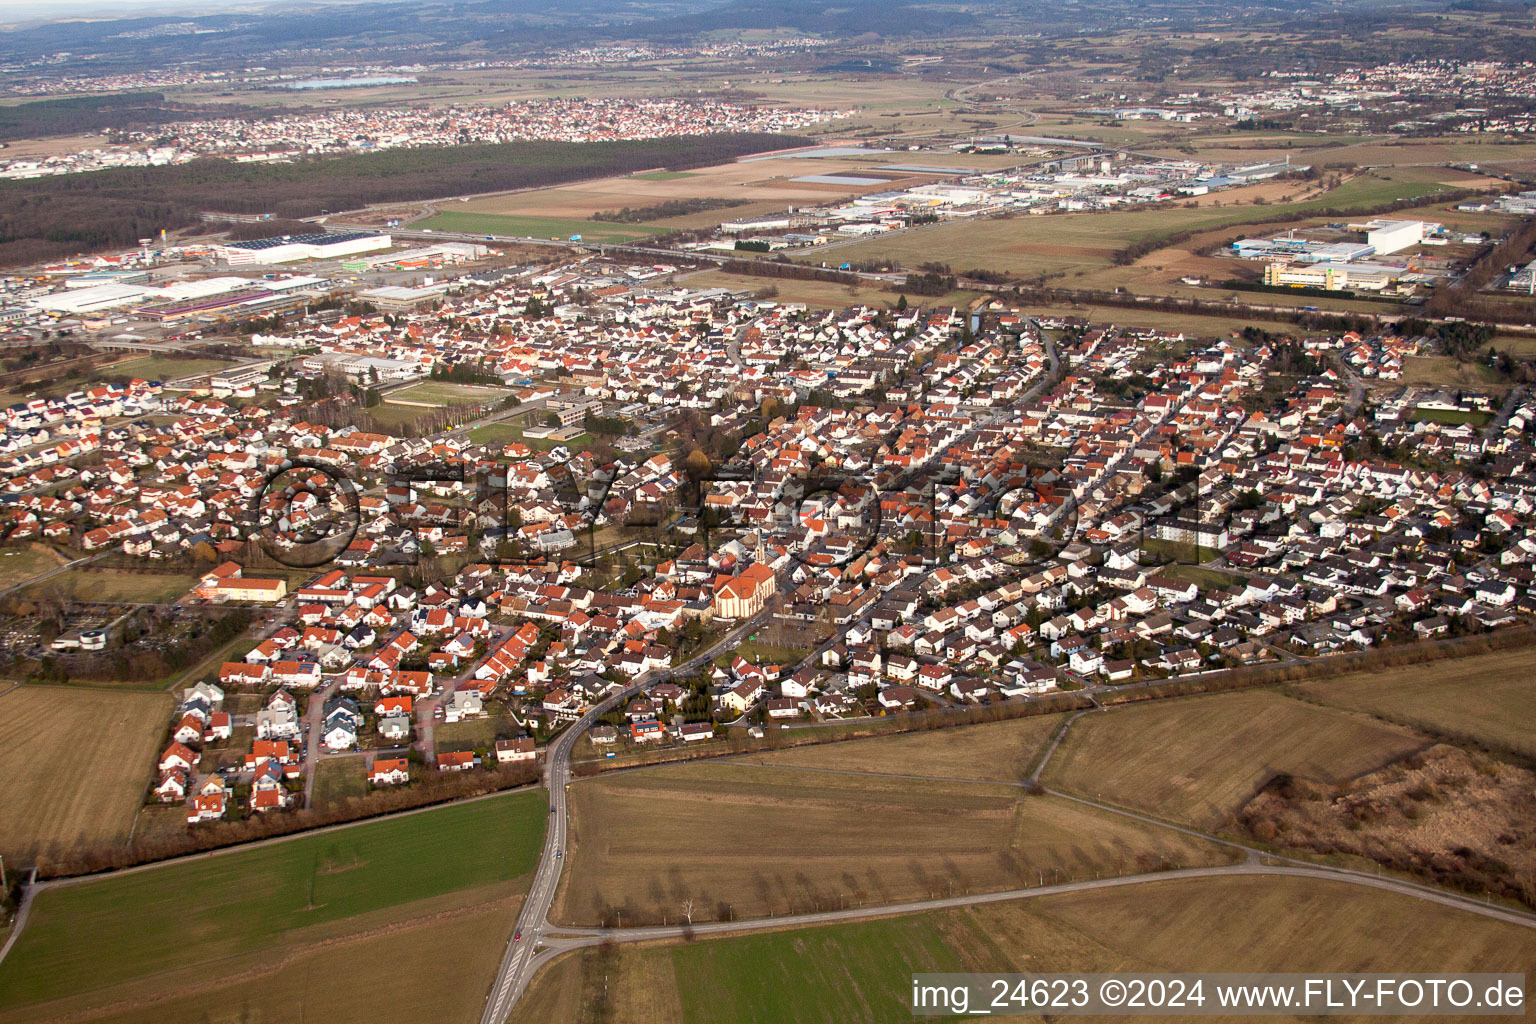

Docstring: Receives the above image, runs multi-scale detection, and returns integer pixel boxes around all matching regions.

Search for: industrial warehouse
[214,231,393,266]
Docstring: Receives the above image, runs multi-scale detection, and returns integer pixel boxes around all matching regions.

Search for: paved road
[520,859,1536,959]
[478,607,773,1024]
[1484,384,1526,441]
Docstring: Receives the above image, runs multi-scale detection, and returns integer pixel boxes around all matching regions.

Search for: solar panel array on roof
[227,231,379,251]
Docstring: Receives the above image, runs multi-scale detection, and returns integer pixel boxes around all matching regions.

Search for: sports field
[514,873,1536,1024]
[1294,648,1536,759]
[550,761,1230,927]
[1042,690,1426,828]
[0,790,546,1019]
[0,684,172,869]
[382,380,509,407]
[1409,407,1494,426]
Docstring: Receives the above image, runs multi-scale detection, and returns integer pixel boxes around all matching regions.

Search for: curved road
[478,607,772,1024]
[531,859,1536,953]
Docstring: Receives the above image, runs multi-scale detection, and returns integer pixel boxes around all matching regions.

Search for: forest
[0,132,805,267]
[0,92,271,143]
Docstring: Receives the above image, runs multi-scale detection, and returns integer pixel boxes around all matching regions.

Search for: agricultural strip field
[1292,648,1536,760]
[52,904,521,1024]
[754,713,1063,784]
[0,790,546,1023]
[1041,690,1426,828]
[414,210,662,243]
[0,684,172,869]
[514,873,1536,1024]
[550,761,1233,927]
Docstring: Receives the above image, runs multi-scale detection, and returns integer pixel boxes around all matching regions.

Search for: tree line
[591,197,749,223]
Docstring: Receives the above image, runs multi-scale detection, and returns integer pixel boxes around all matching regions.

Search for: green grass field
[0,790,546,1012]
[631,170,699,181]
[105,356,238,382]
[712,639,806,669]
[1409,407,1494,426]
[416,210,662,243]
[1159,562,1243,591]
[311,758,368,808]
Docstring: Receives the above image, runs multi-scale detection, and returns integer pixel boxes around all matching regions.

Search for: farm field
[57,902,518,1024]
[1293,648,1536,759]
[1042,690,1426,828]
[549,761,1232,927]
[0,685,172,869]
[755,713,1064,783]
[514,873,1536,1024]
[0,790,547,1021]
[19,568,199,605]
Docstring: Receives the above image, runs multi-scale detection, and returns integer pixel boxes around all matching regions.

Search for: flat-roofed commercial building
[216,232,391,266]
